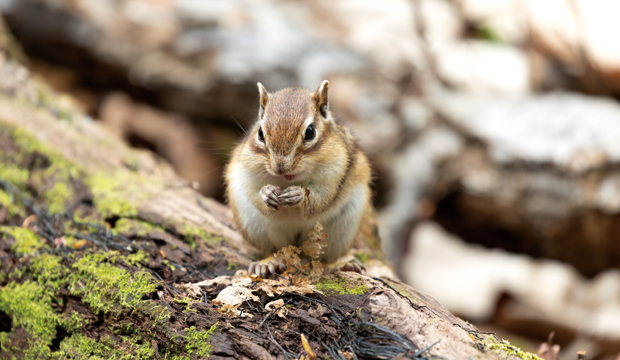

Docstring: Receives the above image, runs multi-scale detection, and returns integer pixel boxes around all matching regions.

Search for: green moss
[161,259,175,271]
[475,23,503,43]
[0,281,58,346]
[0,189,11,205]
[55,333,121,359]
[0,164,29,186]
[3,126,80,214]
[1,226,48,254]
[35,90,73,123]
[50,318,215,359]
[44,182,74,214]
[126,251,149,266]
[113,219,164,238]
[180,223,225,249]
[123,335,156,360]
[0,189,25,217]
[30,253,64,295]
[185,323,218,358]
[60,311,88,334]
[4,125,143,219]
[484,338,542,360]
[384,280,423,304]
[174,296,198,313]
[0,332,9,352]
[69,252,159,315]
[87,172,138,218]
[353,251,369,264]
[10,127,51,158]
[25,339,53,360]
[72,211,106,228]
[182,224,206,248]
[316,275,368,295]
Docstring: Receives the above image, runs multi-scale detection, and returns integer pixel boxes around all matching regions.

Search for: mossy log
[0,21,535,360]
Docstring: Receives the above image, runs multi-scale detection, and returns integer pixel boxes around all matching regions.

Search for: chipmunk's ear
[257,82,269,118]
[314,80,329,118]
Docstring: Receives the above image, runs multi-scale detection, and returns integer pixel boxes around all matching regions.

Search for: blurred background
[2,0,620,358]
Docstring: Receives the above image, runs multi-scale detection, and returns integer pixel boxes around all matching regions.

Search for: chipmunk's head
[247,80,334,181]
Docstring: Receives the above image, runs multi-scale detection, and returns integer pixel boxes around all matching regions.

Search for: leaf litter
[178,222,440,359]
[192,223,327,317]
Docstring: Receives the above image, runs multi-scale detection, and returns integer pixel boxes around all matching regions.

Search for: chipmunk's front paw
[278,186,305,207]
[248,256,287,278]
[260,185,281,210]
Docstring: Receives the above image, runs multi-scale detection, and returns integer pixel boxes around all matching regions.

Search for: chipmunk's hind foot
[326,259,365,274]
[248,255,287,278]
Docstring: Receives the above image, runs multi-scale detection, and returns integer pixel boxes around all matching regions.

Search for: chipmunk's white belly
[228,163,366,256]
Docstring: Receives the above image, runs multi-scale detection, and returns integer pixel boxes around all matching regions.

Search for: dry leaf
[307,261,324,283]
[194,270,253,288]
[73,239,87,249]
[303,223,328,259]
[266,299,288,318]
[309,304,326,317]
[212,286,260,307]
[274,245,302,272]
[272,223,327,282]
[175,283,203,298]
[249,272,263,282]
[195,272,316,299]
[218,303,240,317]
[276,308,287,318]
[253,281,276,297]
[301,334,315,359]
[265,299,284,311]
[22,214,37,228]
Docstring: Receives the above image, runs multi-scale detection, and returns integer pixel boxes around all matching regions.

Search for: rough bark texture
[0,18,536,360]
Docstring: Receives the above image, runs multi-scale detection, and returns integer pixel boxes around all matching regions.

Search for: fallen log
[0,19,533,360]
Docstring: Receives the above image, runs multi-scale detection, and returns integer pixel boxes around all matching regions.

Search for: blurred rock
[405,221,620,343]
[419,0,462,52]
[435,91,620,171]
[434,41,531,94]
[422,1,532,95]
[0,0,419,157]
[460,0,620,94]
[384,90,620,277]
[378,125,464,260]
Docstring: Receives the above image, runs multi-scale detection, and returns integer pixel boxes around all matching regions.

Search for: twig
[266,323,291,360]
[414,340,441,357]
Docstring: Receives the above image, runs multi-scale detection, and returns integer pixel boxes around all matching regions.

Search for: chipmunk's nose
[272,155,292,175]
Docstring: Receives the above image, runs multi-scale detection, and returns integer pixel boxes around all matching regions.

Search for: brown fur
[262,88,313,155]
[225,81,372,264]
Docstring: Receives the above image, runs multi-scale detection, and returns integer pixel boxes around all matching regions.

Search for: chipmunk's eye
[258,127,265,142]
[304,124,315,141]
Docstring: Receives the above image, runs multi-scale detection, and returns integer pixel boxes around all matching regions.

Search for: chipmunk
[225,80,372,277]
